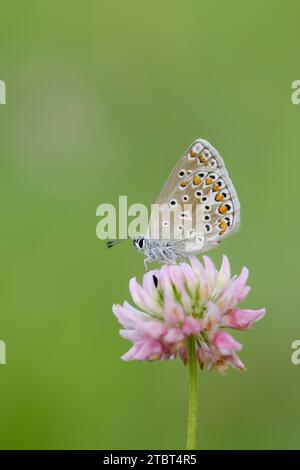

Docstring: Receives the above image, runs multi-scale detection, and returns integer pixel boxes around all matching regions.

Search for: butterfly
[107,138,240,270]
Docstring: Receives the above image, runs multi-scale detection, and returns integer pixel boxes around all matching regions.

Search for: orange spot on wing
[180,181,188,188]
[193,175,201,186]
[215,192,225,202]
[219,205,229,215]
[219,220,228,231]
[198,154,208,165]
[212,183,220,192]
[205,177,213,185]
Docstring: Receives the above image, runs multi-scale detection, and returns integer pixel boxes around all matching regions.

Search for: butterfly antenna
[106,239,127,249]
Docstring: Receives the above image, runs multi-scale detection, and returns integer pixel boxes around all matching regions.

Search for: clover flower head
[113,256,265,374]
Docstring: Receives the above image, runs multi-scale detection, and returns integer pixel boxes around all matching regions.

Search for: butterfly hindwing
[180,166,240,254]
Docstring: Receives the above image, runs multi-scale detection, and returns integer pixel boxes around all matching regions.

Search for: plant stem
[186,336,198,450]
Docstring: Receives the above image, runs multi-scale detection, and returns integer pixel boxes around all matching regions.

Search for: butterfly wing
[147,138,240,254]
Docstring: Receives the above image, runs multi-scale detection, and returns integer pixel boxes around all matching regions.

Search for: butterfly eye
[195,190,202,198]
[188,229,195,238]
[179,170,185,178]
[205,224,212,232]
[137,238,145,249]
[186,170,192,176]
[196,236,203,244]
[182,195,189,202]
[209,158,217,167]
[204,205,210,211]
[177,225,183,231]
[204,215,210,221]
[170,199,177,206]
[163,221,169,227]
[201,196,207,202]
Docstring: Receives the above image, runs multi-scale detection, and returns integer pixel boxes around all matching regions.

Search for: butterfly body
[133,236,187,269]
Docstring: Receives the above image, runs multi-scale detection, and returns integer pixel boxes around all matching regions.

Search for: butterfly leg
[144,257,153,272]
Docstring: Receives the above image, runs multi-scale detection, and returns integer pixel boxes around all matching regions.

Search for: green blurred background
[0,0,299,450]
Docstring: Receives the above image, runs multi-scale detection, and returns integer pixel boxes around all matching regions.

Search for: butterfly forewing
[147,139,240,254]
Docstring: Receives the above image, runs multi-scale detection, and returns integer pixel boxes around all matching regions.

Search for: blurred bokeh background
[0,0,299,450]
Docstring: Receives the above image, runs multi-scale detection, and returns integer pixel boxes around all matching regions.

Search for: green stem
[186,336,198,450]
